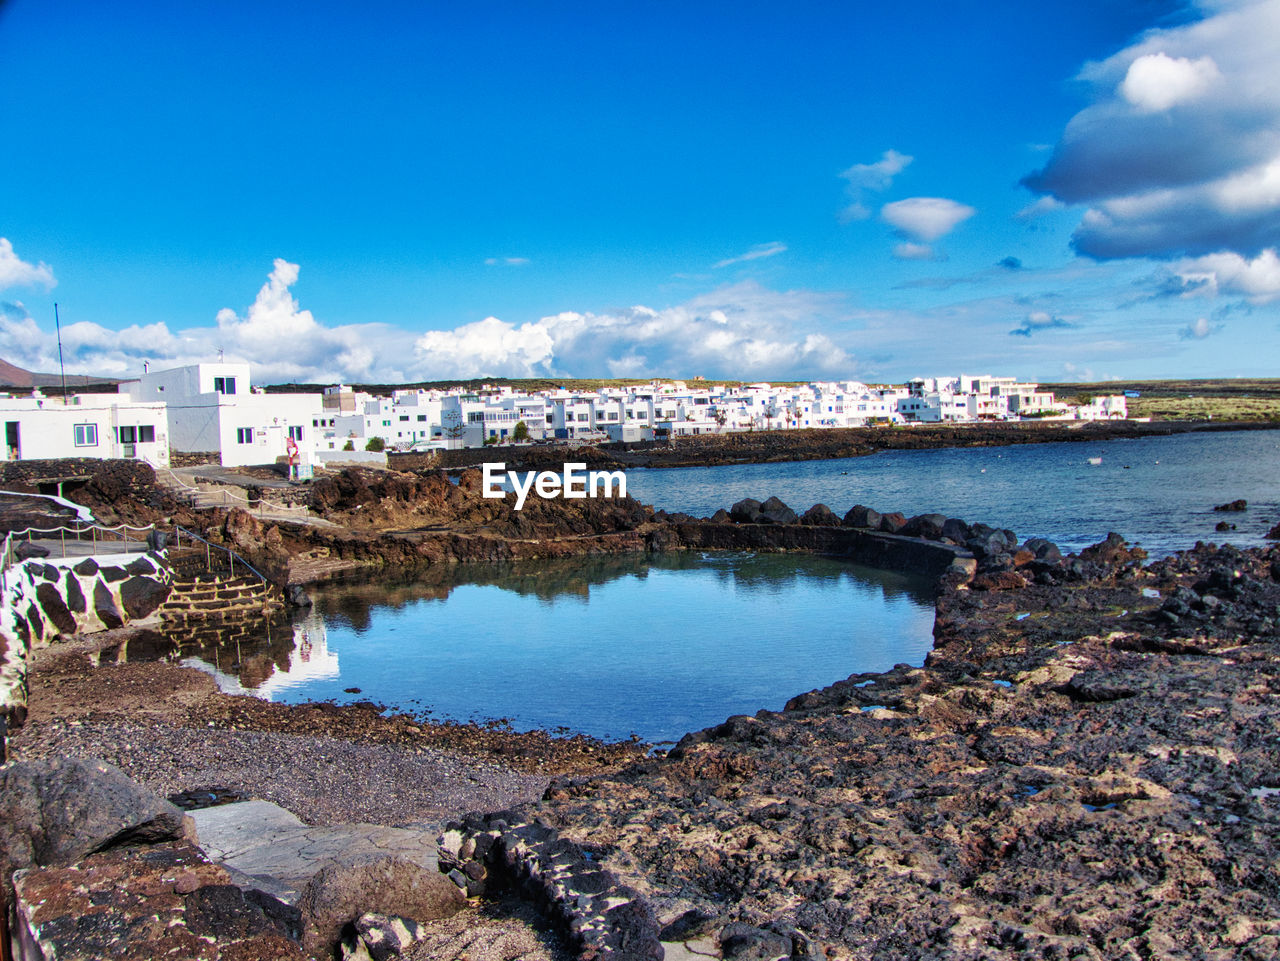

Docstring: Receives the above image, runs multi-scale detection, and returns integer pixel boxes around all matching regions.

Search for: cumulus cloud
[881,197,975,242]
[412,281,856,381]
[1120,52,1223,112]
[1010,310,1075,337]
[839,149,912,220]
[1175,247,1280,302]
[713,241,787,269]
[1023,0,1280,260]
[1180,316,1222,339]
[0,260,409,383]
[0,260,869,384]
[0,239,55,290]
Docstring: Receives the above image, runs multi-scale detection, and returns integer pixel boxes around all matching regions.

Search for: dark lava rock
[0,757,190,884]
[941,517,970,542]
[758,496,798,525]
[92,581,125,630]
[119,576,170,619]
[73,558,99,577]
[842,505,881,529]
[1268,522,1280,541]
[878,511,907,534]
[720,922,792,960]
[65,575,86,615]
[799,503,841,526]
[1216,520,1236,532]
[903,513,948,540]
[1213,499,1247,512]
[125,556,158,576]
[13,541,50,560]
[709,508,732,524]
[34,582,77,635]
[1023,537,1063,564]
[729,498,763,524]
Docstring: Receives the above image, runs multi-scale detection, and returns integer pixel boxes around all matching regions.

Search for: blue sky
[1,0,1277,384]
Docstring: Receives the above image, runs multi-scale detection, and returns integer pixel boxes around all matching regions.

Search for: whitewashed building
[0,391,170,467]
[119,363,323,468]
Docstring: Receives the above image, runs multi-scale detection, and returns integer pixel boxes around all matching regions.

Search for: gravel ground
[15,720,548,827]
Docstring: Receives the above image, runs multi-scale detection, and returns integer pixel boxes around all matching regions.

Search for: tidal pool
[189,552,937,744]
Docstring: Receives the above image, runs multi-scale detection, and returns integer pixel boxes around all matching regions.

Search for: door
[5,421,18,460]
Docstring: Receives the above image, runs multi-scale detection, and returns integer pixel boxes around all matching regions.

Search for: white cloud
[713,241,787,269]
[414,316,555,379]
[412,281,857,381]
[1180,316,1220,339]
[1010,310,1074,337]
[881,197,975,242]
[1176,247,1280,301]
[839,149,912,220]
[1015,195,1066,220]
[1024,0,1280,259]
[0,239,55,290]
[1120,52,1223,112]
[485,257,530,266]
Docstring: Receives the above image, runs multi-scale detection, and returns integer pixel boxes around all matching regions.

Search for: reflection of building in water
[183,609,338,699]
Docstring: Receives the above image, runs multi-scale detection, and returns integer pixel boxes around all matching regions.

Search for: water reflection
[314,551,935,633]
[96,552,938,742]
[182,610,341,698]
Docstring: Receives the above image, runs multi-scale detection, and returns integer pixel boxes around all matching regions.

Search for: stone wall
[0,553,171,733]
[663,521,972,581]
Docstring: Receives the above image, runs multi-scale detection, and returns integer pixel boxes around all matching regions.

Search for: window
[74,424,98,447]
[138,425,156,443]
[117,426,137,444]
[288,426,304,441]
[213,376,236,395]
[237,428,253,444]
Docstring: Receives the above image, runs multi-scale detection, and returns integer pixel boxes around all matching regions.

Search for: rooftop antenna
[54,302,68,402]
[218,347,224,362]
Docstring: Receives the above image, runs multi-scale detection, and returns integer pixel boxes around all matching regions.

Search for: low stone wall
[0,553,171,733]
[663,521,973,581]
[439,812,663,961]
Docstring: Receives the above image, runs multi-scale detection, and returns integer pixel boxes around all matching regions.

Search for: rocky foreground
[500,537,1280,960]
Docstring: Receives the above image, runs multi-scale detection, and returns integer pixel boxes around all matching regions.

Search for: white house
[120,362,324,468]
[0,391,170,467]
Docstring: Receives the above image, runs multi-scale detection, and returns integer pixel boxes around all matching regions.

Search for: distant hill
[0,357,120,391]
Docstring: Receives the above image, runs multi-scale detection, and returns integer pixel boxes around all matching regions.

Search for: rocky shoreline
[3,458,1280,958]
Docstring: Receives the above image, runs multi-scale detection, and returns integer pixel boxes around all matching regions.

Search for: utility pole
[54,303,67,402]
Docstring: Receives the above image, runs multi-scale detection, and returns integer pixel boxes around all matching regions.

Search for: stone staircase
[158,546,285,628]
